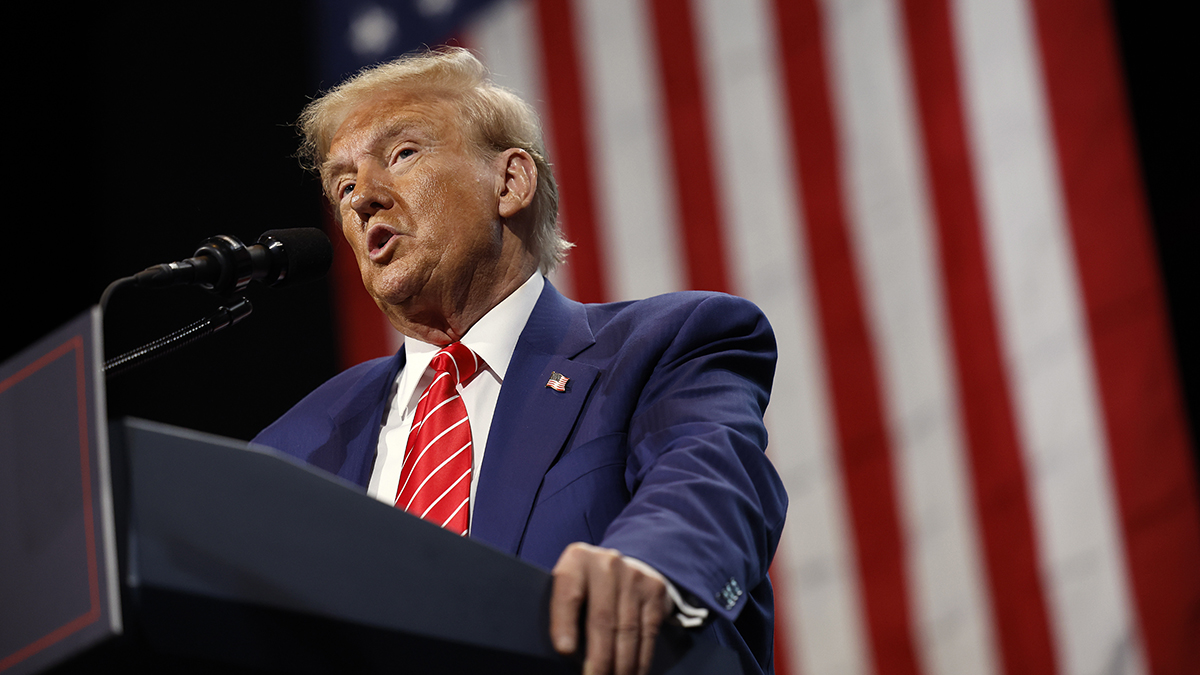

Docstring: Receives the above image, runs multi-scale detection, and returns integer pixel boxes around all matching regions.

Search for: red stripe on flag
[647,0,730,293]
[899,1,1059,672]
[533,0,609,303]
[770,558,800,675]
[1028,1,1200,673]
[326,215,393,368]
[771,2,921,674]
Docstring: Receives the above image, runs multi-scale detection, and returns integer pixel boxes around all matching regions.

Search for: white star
[349,5,399,58]
[417,0,456,17]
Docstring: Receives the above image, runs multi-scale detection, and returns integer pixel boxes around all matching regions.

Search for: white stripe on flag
[951,0,1145,673]
[575,0,684,299]
[692,0,870,674]
[469,0,544,117]
[819,1,999,674]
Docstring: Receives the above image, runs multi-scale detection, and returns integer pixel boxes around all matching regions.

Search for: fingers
[550,543,671,675]
[584,550,619,675]
[638,588,667,675]
[611,580,641,675]
[612,565,669,675]
[550,544,588,657]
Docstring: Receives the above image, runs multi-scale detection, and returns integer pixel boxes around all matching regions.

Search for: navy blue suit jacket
[254,281,788,674]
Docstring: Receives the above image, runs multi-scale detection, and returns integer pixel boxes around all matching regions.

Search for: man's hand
[550,542,673,675]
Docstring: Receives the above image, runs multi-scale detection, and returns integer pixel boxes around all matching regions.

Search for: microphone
[134,228,333,296]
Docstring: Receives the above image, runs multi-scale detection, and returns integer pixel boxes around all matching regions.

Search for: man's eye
[341,183,355,198]
[397,148,416,160]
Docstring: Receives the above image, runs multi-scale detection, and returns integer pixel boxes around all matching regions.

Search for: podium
[0,309,741,674]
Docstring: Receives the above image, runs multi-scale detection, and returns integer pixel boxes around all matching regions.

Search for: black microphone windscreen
[259,228,333,286]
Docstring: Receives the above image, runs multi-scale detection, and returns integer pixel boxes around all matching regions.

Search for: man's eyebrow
[321,156,351,186]
[322,117,431,188]
[320,157,352,200]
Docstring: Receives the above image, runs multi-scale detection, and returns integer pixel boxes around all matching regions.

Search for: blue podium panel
[117,418,560,663]
[0,308,120,675]
[112,419,740,675]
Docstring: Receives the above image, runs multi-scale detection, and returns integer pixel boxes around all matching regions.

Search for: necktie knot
[433,342,479,386]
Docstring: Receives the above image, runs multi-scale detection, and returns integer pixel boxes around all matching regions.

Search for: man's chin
[362,261,419,299]
[364,274,417,310]
[369,286,416,311]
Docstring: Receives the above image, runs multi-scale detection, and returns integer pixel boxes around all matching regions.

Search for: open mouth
[367,224,398,255]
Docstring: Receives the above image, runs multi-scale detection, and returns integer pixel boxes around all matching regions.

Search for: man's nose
[350,165,395,218]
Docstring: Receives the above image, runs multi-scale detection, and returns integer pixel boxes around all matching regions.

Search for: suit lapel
[328,348,406,487]
[471,283,597,555]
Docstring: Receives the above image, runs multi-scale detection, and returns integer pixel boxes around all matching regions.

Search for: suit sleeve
[597,293,787,622]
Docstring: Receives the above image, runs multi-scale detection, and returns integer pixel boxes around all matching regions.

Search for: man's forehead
[333,94,451,149]
[322,92,461,176]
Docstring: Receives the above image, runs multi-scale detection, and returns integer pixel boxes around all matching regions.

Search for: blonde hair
[298,47,569,272]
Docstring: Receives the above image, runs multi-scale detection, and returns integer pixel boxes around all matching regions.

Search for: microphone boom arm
[103,297,253,378]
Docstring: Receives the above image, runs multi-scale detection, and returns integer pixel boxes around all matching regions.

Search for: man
[254,47,787,675]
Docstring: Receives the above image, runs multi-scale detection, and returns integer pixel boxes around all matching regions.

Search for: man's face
[324,90,509,336]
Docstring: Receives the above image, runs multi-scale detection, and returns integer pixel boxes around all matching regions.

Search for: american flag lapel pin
[546,372,570,392]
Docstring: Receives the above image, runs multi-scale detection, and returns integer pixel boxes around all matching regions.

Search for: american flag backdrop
[313,1,1200,674]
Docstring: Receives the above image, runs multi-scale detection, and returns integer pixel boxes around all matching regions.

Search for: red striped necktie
[394,342,480,535]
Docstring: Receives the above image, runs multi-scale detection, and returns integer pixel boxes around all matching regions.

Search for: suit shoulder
[304,354,396,400]
[253,353,397,444]
[584,290,770,336]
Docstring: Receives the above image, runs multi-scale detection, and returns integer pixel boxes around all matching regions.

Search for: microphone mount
[98,227,332,378]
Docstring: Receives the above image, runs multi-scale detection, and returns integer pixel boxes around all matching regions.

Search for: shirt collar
[403,272,544,382]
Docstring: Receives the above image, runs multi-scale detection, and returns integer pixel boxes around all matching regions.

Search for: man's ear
[497,148,537,219]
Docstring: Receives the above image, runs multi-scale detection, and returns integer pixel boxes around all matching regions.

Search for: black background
[6,2,336,441]
[4,2,1194,476]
